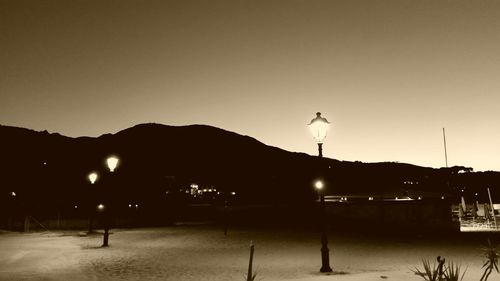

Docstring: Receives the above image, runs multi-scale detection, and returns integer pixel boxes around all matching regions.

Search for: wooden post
[247,241,255,281]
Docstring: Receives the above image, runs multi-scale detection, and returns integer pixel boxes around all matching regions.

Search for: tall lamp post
[102,156,119,247]
[87,172,98,234]
[309,112,332,273]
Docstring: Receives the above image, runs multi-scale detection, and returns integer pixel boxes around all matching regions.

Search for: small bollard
[102,226,109,247]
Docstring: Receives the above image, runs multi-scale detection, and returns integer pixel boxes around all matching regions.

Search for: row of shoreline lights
[72,195,439,210]
[89,172,235,212]
[188,184,236,197]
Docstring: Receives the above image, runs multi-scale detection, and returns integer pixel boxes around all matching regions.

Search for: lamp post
[102,156,119,247]
[87,172,98,234]
[309,112,332,273]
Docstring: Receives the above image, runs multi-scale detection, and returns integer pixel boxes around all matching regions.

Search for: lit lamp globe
[309,112,330,144]
[106,156,119,172]
[88,172,98,184]
[308,112,330,158]
[315,180,324,190]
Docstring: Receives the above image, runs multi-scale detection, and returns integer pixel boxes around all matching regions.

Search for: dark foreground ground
[0,224,498,281]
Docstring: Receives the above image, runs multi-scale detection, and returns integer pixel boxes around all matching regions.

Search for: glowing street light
[106,156,119,172]
[309,112,332,273]
[88,172,98,184]
[309,112,330,157]
[315,180,324,190]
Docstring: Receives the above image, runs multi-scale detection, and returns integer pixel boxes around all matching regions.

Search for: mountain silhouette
[1,123,500,223]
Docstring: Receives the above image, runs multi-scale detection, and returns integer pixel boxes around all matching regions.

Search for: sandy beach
[0,225,497,281]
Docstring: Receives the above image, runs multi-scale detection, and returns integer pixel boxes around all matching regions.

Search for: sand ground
[0,225,497,281]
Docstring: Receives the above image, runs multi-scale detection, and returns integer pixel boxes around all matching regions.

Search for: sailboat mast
[443,128,448,168]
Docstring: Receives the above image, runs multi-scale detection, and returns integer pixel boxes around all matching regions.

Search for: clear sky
[1,0,500,171]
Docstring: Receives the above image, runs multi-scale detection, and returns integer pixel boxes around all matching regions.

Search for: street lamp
[87,172,98,234]
[309,112,330,157]
[102,156,119,247]
[309,112,332,273]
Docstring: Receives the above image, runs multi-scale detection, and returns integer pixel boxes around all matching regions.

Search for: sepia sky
[1,0,500,171]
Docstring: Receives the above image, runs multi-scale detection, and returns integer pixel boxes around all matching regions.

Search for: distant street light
[315,180,324,190]
[107,157,119,172]
[309,112,332,273]
[102,156,119,247]
[88,172,98,184]
[87,172,98,234]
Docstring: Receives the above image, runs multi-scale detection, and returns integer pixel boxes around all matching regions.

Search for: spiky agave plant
[412,256,446,281]
[480,239,499,281]
[443,261,466,281]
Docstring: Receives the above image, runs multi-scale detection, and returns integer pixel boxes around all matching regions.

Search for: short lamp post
[87,172,98,234]
[102,156,119,247]
[309,112,332,273]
